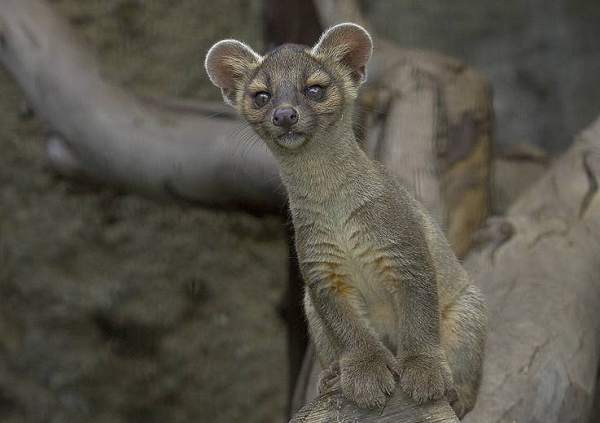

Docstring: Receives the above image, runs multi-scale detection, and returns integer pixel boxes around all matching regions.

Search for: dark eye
[305,85,325,101]
[254,91,271,108]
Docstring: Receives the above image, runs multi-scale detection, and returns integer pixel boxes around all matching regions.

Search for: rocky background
[1,1,600,422]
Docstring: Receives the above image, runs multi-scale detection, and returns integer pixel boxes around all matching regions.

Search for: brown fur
[205,23,487,418]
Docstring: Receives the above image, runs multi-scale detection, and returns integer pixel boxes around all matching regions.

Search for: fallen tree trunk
[462,116,600,423]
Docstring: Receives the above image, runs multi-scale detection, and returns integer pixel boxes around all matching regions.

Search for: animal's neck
[277,120,372,206]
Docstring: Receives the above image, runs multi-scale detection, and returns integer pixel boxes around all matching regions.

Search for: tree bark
[291,389,459,423]
[462,116,600,423]
[492,143,549,214]
[365,52,493,257]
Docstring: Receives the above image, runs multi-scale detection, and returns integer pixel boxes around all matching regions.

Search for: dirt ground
[0,1,290,422]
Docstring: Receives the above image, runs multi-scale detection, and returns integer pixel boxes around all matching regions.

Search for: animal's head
[205,23,372,151]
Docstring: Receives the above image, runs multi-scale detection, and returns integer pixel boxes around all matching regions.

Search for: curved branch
[0,0,283,212]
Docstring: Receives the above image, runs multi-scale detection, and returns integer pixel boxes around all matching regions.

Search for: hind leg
[441,284,487,419]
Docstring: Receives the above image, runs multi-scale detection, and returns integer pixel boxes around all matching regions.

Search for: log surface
[291,389,459,423]
[463,117,600,423]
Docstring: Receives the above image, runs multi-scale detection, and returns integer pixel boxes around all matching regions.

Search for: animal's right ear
[204,40,261,107]
[311,23,372,86]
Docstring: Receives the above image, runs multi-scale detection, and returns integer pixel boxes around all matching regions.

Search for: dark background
[366,0,600,153]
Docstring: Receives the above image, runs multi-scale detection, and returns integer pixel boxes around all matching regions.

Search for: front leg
[306,277,400,409]
[392,261,455,404]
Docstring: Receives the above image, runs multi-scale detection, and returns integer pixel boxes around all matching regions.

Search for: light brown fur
[205,23,487,418]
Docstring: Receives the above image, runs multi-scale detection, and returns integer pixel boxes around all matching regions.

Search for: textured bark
[462,116,600,423]
[291,389,458,423]
[366,51,493,258]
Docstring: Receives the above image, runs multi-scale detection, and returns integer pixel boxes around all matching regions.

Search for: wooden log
[462,116,600,423]
[291,389,459,423]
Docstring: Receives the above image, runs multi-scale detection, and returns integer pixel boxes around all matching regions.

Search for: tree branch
[0,0,284,212]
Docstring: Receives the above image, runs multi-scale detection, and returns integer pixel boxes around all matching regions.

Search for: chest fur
[295,208,400,342]
[295,207,397,297]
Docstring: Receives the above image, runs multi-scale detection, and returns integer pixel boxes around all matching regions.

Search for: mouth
[276,130,307,149]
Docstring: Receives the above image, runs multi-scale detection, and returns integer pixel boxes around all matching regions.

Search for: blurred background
[0,1,599,422]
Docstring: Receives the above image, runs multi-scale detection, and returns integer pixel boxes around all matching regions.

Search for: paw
[399,353,454,404]
[339,348,399,409]
[318,362,340,394]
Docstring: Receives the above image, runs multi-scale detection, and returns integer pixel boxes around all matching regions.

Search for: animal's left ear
[311,23,373,85]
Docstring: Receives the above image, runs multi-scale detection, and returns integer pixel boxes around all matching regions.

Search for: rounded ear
[311,23,373,84]
[204,39,261,106]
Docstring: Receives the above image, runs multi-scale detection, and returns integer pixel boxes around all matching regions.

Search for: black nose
[272,107,298,128]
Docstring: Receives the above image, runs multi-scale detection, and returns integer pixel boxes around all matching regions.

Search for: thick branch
[0,0,283,212]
